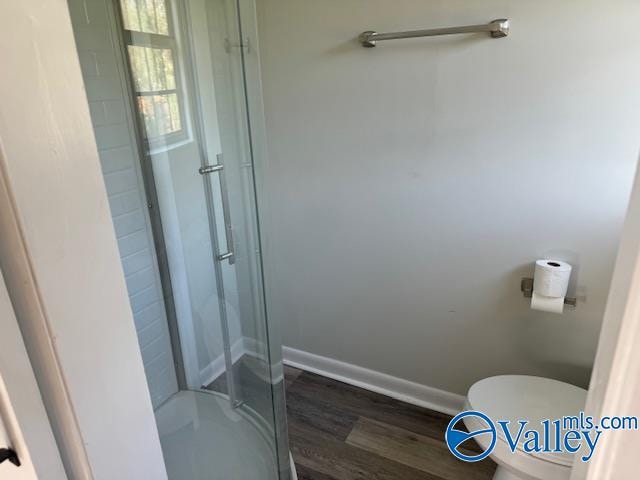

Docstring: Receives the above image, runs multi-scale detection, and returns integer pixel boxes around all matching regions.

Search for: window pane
[128,45,176,92]
[120,0,169,36]
[137,94,181,138]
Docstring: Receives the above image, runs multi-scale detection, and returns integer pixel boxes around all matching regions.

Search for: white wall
[256,0,640,395]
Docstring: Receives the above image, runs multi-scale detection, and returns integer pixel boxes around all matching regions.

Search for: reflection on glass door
[91,0,289,478]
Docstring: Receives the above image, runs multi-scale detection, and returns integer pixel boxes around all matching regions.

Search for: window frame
[120,0,188,147]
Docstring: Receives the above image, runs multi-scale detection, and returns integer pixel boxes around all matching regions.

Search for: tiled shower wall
[68,0,178,408]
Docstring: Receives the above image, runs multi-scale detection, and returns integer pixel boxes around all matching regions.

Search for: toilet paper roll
[533,260,572,298]
[531,291,565,314]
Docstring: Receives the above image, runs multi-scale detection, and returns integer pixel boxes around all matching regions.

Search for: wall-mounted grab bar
[359,19,509,47]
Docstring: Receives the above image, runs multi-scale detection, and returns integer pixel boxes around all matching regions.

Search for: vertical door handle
[198,154,235,264]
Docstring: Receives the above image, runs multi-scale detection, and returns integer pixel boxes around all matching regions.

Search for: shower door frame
[112,0,291,474]
[110,1,290,476]
[100,4,292,479]
[111,0,244,403]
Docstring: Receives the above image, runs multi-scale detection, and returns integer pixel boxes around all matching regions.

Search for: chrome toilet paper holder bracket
[521,277,577,307]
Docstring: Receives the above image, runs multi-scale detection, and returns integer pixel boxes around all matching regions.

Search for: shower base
[155,390,283,479]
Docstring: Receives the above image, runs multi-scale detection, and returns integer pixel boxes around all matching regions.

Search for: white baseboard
[282,346,465,416]
[243,336,259,358]
[199,337,246,387]
[242,337,285,385]
[199,336,283,387]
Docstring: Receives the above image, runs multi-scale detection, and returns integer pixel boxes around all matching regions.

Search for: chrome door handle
[199,154,235,264]
[217,251,234,262]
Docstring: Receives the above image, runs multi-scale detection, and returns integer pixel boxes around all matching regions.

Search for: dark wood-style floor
[284,366,497,480]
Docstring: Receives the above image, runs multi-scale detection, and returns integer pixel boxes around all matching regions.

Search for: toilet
[464,375,587,480]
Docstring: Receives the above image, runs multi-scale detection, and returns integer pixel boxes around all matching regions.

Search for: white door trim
[0,1,167,478]
[0,267,66,480]
[0,105,92,480]
[571,159,640,479]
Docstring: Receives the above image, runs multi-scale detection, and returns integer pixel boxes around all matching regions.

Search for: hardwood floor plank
[286,387,359,440]
[295,464,339,480]
[346,417,496,480]
[287,372,455,442]
[289,420,446,480]
[285,365,303,388]
[211,359,489,480]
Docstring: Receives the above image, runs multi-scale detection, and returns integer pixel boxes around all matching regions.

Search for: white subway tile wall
[68,0,178,408]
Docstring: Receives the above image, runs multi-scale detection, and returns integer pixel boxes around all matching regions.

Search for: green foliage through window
[128,46,176,92]
[120,0,169,35]
[120,0,184,141]
[137,94,181,138]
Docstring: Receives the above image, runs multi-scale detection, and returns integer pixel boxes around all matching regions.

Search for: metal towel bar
[359,19,509,47]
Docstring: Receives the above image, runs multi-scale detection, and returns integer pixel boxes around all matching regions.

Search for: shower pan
[68,0,291,478]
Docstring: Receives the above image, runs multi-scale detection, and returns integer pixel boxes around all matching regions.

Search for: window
[119,0,185,143]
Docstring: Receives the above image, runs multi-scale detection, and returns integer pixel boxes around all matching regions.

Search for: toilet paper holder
[521,277,577,307]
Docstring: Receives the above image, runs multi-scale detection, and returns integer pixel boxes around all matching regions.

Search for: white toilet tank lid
[467,375,587,466]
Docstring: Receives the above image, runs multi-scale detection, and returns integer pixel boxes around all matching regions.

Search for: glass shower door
[114,0,289,478]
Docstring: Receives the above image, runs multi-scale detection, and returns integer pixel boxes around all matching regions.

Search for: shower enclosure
[68,0,291,478]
